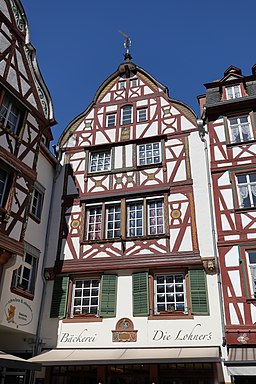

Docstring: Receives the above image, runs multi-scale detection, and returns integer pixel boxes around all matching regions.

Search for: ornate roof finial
[119,31,132,62]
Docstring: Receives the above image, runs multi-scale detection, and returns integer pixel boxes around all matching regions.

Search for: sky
[21,0,256,146]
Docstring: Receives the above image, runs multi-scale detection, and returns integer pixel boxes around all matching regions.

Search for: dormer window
[226,85,241,100]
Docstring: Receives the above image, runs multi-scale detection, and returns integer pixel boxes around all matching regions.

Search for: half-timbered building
[31,47,227,383]
[0,0,56,381]
[198,65,256,384]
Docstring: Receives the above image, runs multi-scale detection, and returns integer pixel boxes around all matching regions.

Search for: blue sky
[21,0,256,145]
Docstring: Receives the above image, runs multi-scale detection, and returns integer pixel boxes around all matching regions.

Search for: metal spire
[119,31,132,61]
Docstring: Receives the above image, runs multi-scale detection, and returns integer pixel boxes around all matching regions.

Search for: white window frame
[118,81,126,90]
[130,79,138,87]
[87,205,102,240]
[121,105,132,125]
[137,142,161,166]
[89,150,111,173]
[246,250,256,298]
[154,273,186,313]
[137,108,148,122]
[127,201,143,237]
[226,85,242,100]
[147,200,164,235]
[106,204,121,239]
[0,168,8,207]
[12,244,39,295]
[107,113,116,128]
[236,173,256,208]
[71,278,100,316]
[31,184,44,220]
[0,95,22,133]
[228,115,253,143]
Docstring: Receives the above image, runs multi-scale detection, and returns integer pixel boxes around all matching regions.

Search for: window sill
[234,206,256,214]
[82,234,169,244]
[148,312,193,320]
[0,122,20,139]
[226,138,256,147]
[246,298,256,303]
[11,287,34,301]
[63,315,102,323]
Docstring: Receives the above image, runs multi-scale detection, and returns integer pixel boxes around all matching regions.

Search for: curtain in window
[238,185,249,205]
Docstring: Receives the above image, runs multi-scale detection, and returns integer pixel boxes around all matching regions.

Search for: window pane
[155,274,185,313]
[106,205,121,239]
[89,151,111,172]
[87,207,102,240]
[107,114,116,127]
[138,142,161,165]
[128,203,143,236]
[0,168,8,207]
[148,200,164,235]
[237,173,256,208]
[72,279,100,316]
[121,106,132,125]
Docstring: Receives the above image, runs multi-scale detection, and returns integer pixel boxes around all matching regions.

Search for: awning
[0,351,41,370]
[225,348,256,376]
[28,347,220,366]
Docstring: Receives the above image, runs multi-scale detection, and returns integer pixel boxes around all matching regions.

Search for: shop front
[30,347,223,384]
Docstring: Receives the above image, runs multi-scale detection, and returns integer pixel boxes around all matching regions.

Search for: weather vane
[119,31,131,55]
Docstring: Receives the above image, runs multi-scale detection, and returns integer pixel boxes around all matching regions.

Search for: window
[85,198,165,241]
[154,273,185,313]
[89,151,111,173]
[127,198,164,237]
[138,142,161,165]
[226,85,241,100]
[0,95,23,134]
[87,204,121,240]
[12,249,38,295]
[118,81,126,89]
[246,250,256,298]
[130,79,138,87]
[0,168,8,207]
[121,106,132,125]
[236,173,256,208]
[31,185,44,220]
[228,116,252,143]
[137,108,147,122]
[50,274,117,319]
[107,114,116,128]
[72,278,100,316]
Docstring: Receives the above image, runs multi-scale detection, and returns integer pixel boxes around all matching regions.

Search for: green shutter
[132,272,149,316]
[50,276,69,318]
[99,275,117,318]
[189,269,209,315]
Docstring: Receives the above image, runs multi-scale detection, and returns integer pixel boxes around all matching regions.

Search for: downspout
[29,147,62,384]
[197,117,226,348]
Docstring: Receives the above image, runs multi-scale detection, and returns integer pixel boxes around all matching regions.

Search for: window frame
[30,183,45,221]
[225,85,242,100]
[137,108,148,123]
[89,150,112,173]
[0,168,9,208]
[246,250,256,299]
[227,115,253,144]
[106,113,116,128]
[11,244,39,298]
[84,196,166,242]
[235,172,256,209]
[137,142,162,166]
[121,105,133,125]
[0,94,24,134]
[71,277,101,317]
[154,272,187,314]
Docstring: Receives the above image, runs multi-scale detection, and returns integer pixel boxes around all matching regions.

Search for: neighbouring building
[0,0,56,382]
[198,65,256,384]
[30,44,228,383]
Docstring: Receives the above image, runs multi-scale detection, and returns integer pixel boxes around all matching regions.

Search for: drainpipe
[29,147,62,384]
[197,117,226,348]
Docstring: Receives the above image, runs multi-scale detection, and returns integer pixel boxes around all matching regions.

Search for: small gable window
[226,85,241,100]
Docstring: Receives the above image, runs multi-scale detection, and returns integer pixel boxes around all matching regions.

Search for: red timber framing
[200,65,256,346]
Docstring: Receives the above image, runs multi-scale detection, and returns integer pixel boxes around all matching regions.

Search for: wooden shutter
[189,269,209,315]
[132,272,149,316]
[50,276,69,318]
[99,274,117,318]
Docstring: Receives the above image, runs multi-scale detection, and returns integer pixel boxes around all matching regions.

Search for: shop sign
[152,323,212,342]
[4,297,33,327]
[59,329,97,344]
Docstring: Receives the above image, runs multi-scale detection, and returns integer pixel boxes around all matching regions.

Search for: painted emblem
[237,333,249,344]
[112,318,137,342]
